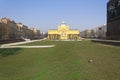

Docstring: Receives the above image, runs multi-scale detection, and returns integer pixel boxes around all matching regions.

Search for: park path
[0,39,55,48]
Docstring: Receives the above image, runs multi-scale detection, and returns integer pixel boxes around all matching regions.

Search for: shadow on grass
[0,48,22,57]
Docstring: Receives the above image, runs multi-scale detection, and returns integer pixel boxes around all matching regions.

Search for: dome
[60,21,67,26]
[58,21,69,31]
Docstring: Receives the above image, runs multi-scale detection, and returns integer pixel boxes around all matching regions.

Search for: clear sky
[0,0,108,32]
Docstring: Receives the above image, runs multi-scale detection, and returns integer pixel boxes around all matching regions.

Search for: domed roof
[58,21,69,31]
[60,21,67,26]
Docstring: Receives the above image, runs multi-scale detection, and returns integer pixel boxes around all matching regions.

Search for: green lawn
[0,40,120,80]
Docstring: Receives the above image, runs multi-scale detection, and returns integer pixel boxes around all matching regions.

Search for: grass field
[0,40,120,80]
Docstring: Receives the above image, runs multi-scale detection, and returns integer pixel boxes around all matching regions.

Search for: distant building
[80,24,107,39]
[17,22,25,39]
[48,21,80,40]
[30,28,40,39]
[98,24,107,39]
[1,17,10,24]
[80,30,91,38]
[0,17,41,41]
[0,17,18,40]
[107,0,120,40]
[17,22,23,29]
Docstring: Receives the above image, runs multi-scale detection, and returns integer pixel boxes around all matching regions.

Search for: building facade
[97,24,107,39]
[81,30,92,38]
[30,28,40,39]
[48,21,80,40]
[80,24,107,39]
[0,17,41,41]
[0,17,18,40]
[107,0,120,40]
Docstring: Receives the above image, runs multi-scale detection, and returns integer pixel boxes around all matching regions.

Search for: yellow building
[48,21,80,40]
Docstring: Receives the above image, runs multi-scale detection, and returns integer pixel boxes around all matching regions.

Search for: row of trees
[0,17,41,41]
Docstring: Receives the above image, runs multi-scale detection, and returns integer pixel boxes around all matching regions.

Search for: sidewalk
[0,45,55,48]
[0,39,55,48]
[1,39,44,46]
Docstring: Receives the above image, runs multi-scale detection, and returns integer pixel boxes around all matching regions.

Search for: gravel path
[0,39,55,48]
[0,45,55,48]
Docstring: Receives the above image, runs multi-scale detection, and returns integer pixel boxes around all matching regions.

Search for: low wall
[91,39,120,46]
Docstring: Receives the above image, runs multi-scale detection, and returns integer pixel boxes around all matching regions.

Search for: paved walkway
[0,39,55,48]
[0,45,55,48]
